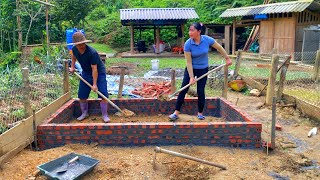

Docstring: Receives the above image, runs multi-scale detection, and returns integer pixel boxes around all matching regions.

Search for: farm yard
[0,0,320,180]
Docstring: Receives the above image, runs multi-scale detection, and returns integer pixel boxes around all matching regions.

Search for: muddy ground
[0,91,319,180]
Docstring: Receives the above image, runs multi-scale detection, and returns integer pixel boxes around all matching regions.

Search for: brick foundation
[38,98,262,150]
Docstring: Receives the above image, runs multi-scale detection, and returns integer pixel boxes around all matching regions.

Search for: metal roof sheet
[120,8,199,20]
[220,0,320,18]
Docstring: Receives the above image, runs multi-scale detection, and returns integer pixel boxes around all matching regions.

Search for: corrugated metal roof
[220,0,320,18]
[120,8,199,20]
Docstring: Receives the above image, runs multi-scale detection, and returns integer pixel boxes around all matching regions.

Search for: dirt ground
[0,91,319,180]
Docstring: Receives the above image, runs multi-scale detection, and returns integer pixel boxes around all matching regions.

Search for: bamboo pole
[155,146,227,170]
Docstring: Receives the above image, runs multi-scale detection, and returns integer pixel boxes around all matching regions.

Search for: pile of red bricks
[131,81,172,98]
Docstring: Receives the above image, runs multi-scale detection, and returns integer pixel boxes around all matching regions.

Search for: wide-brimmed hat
[66,31,92,46]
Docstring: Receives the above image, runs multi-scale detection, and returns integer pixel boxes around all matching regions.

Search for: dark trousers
[175,67,208,113]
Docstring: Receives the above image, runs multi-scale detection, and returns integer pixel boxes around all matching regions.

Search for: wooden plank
[296,99,320,122]
[266,55,279,105]
[0,92,71,156]
[239,74,265,92]
[35,92,71,125]
[0,137,34,165]
[260,21,274,54]
[0,117,33,156]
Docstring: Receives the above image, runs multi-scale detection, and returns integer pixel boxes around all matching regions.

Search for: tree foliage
[0,0,297,53]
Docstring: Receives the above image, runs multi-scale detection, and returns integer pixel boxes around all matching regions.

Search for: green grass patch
[284,88,320,106]
[90,43,115,53]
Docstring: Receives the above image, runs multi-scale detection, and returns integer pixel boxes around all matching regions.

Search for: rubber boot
[77,102,89,121]
[100,102,110,123]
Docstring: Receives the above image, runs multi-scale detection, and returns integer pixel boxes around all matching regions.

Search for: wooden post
[222,65,228,98]
[232,18,236,55]
[312,50,320,82]
[266,55,279,105]
[22,68,32,118]
[277,55,291,100]
[171,69,176,94]
[156,27,160,54]
[224,25,230,55]
[32,109,38,151]
[271,96,276,149]
[130,25,134,54]
[181,24,185,47]
[118,68,125,98]
[63,60,69,93]
[233,50,242,78]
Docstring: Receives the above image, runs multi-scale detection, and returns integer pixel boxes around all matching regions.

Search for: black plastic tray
[37,152,99,180]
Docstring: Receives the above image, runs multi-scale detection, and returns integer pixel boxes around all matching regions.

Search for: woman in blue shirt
[169,22,232,121]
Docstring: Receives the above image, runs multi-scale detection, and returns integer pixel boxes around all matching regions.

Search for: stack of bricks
[131,82,171,98]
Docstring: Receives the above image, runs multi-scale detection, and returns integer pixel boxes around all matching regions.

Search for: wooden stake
[22,68,32,118]
[118,68,125,98]
[63,60,69,94]
[265,55,279,105]
[277,55,291,100]
[222,65,228,99]
[271,97,276,149]
[313,50,320,82]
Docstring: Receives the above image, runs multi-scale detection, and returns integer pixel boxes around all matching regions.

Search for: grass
[284,88,320,106]
[90,43,115,53]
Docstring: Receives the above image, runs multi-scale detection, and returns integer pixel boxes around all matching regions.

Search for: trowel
[56,156,79,173]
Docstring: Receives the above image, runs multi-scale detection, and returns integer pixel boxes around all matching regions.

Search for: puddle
[281,133,309,153]
[267,171,290,180]
[301,160,320,171]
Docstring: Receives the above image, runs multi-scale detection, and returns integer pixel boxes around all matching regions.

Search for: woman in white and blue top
[169,22,232,121]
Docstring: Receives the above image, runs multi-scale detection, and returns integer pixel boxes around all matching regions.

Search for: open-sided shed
[120,8,198,54]
[220,0,320,58]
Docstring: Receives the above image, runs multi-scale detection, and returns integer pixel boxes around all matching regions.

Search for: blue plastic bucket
[66,28,85,50]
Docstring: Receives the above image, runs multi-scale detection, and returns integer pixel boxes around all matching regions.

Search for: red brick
[96,130,113,135]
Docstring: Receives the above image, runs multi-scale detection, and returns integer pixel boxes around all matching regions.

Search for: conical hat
[66,31,92,46]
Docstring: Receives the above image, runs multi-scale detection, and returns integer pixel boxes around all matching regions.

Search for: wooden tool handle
[68,156,79,163]
[73,72,125,114]
[155,146,226,170]
[168,64,225,99]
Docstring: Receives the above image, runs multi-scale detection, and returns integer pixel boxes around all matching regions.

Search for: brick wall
[38,98,262,150]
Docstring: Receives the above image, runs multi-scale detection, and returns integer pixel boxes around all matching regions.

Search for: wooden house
[220,0,320,59]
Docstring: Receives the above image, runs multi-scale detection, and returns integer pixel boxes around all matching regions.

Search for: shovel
[158,64,225,101]
[56,156,79,173]
[73,72,135,117]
